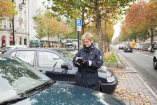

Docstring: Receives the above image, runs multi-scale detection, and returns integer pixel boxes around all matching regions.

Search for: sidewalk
[108,52,157,105]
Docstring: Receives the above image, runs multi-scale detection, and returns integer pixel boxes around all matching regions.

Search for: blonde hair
[81,33,93,42]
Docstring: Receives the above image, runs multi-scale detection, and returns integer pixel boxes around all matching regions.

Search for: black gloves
[84,59,89,66]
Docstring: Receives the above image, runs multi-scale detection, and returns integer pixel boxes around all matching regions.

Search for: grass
[104,51,118,63]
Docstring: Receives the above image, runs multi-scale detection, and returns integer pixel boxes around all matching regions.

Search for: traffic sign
[75,19,82,31]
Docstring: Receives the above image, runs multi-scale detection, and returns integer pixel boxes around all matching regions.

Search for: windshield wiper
[0,96,27,105]
[22,80,54,97]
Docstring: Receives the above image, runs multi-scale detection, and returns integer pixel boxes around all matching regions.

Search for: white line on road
[134,51,153,58]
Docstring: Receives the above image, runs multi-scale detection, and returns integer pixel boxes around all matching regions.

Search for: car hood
[13,82,124,105]
[98,66,114,78]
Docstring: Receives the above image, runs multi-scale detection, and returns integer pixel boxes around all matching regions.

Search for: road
[112,45,157,94]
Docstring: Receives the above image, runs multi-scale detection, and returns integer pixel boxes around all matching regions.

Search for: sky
[112,22,121,41]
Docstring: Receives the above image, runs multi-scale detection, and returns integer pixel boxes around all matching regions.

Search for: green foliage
[119,0,157,43]
[33,8,72,40]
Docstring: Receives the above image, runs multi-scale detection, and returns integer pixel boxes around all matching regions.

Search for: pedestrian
[73,33,104,91]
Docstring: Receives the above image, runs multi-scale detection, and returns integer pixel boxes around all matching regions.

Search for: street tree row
[118,0,157,44]
[42,0,135,53]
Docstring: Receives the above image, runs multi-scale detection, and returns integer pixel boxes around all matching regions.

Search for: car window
[38,51,66,69]
[16,51,35,66]
[58,51,74,63]
[10,51,16,56]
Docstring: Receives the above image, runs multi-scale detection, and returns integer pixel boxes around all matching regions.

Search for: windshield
[66,40,73,43]
[58,51,75,63]
[0,56,51,103]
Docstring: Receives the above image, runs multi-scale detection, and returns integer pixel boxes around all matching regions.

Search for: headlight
[107,76,115,82]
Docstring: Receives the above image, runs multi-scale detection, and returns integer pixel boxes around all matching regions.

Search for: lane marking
[134,51,153,58]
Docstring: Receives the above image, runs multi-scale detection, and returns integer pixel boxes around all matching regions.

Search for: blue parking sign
[76,19,82,31]
[76,19,81,26]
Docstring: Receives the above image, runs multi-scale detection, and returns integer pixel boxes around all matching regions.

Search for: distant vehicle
[119,44,124,50]
[123,45,133,52]
[134,43,140,50]
[65,43,75,51]
[148,44,157,52]
[153,50,157,70]
[3,48,118,94]
[139,44,151,51]
[0,54,125,105]
[0,45,27,54]
[65,39,79,51]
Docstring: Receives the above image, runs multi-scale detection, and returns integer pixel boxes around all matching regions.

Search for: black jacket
[73,44,104,91]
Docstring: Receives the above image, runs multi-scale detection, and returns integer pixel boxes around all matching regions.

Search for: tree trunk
[104,20,107,53]
[58,34,60,48]
[135,36,137,42]
[81,11,85,35]
[95,0,103,54]
[150,28,154,45]
[48,32,50,47]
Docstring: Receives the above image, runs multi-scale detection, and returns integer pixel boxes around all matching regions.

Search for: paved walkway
[109,52,157,105]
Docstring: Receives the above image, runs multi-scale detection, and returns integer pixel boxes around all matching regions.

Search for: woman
[73,33,104,91]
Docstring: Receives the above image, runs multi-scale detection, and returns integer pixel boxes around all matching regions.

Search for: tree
[120,0,157,44]
[45,0,134,53]
[0,0,17,17]
[144,0,157,44]
[0,0,17,25]
[34,9,72,47]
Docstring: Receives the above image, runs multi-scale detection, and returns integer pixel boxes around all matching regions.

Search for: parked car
[123,45,133,52]
[0,54,125,105]
[139,44,151,51]
[153,50,157,70]
[3,48,118,94]
[0,45,27,54]
[148,44,157,52]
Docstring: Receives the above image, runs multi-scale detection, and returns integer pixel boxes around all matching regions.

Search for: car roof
[4,48,66,52]
[0,54,14,58]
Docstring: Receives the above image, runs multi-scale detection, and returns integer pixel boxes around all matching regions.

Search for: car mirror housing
[61,63,72,70]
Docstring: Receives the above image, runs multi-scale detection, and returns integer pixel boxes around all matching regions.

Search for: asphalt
[106,51,157,105]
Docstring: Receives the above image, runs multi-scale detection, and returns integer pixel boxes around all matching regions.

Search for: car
[139,44,151,51]
[134,43,140,50]
[148,44,157,52]
[0,45,27,54]
[0,54,125,105]
[66,44,75,51]
[3,48,118,94]
[123,45,133,52]
[118,44,124,50]
[153,50,157,70]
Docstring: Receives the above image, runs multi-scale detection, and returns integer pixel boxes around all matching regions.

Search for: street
[112,45,157,94]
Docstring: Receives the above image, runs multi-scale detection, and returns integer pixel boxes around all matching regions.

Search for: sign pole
[78,31,79,50]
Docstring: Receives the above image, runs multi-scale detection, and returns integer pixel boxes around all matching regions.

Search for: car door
[36,50,75,84]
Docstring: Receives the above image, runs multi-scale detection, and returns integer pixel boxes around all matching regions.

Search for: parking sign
[76,19,82,31]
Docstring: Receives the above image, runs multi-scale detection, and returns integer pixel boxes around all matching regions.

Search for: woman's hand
[83,60,89,66]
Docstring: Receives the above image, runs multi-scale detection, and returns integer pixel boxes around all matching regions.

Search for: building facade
[0,0,29,47]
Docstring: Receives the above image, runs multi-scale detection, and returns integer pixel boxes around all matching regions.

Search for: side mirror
[61,63,72,70]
